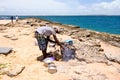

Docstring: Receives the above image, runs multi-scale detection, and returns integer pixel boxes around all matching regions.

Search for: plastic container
[43,57,55,67]
[64,39,73,45]
[48,63,57,74]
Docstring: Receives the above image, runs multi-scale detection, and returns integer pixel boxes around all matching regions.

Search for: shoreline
[34,17,120,36]
[0,18,120,35]
[0,18,120,36]
[0,16,120,35]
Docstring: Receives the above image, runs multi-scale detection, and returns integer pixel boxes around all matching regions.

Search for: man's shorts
[35,31,48,50]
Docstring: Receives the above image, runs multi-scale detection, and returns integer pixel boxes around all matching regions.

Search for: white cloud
[0,0,71,15]
[91,0,120,15]
[76,0,120,15]
[0,0,120,15]
[0,7,5,12]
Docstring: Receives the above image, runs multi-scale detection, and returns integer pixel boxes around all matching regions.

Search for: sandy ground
[0,20,120,80]
[0,20,12,24]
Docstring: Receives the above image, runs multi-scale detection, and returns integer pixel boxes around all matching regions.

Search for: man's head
[53,26,60,33]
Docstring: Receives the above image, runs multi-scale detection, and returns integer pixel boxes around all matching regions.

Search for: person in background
[10,16,14,24]
[15,15,19,22]
[35,26,63,59]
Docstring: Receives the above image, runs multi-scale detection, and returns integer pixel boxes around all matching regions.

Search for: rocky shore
[0,18,120,80]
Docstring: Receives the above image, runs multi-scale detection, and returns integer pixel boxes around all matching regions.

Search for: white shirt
[36,26,56,36]
[16,16,18,20]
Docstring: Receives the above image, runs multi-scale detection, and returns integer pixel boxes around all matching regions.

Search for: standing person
[35,26,63,59]
[15,15,19,22]
[10,16,14,24]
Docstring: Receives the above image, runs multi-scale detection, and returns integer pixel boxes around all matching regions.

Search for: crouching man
[35,26,63,59]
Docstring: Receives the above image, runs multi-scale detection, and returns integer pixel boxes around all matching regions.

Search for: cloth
[35,31,48,50]
[35,26,56,36]
[61,44,76,61]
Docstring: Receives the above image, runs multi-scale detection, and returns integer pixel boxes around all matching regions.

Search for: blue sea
[0,15,120,34]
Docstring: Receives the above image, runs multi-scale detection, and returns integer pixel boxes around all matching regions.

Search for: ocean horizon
[0,15,120,35]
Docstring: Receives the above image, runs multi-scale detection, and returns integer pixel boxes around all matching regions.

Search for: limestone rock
[0,26,7,30]
[0,47,12,54]
[3,34,15,38]
[5,64,25,77]
[10,37,18,40]
[3,34,18,40]
[105,52,120,64]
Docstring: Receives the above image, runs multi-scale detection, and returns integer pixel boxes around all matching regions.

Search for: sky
[0,0,120,15]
